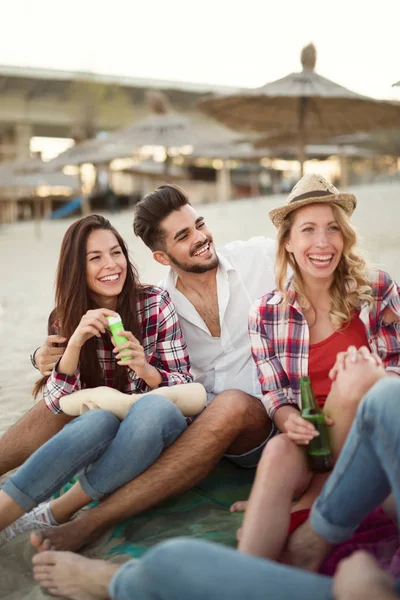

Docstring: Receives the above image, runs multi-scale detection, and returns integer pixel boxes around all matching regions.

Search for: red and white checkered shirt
[249,269,400,421]
[43,286,193,414]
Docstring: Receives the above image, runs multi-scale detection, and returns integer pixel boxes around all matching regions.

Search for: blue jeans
[106,377,400,600]
[109,538,333,600]
[311,377,400,544]
[2,395,187,511]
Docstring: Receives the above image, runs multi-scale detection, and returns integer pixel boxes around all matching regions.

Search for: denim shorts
[224,424,278,469]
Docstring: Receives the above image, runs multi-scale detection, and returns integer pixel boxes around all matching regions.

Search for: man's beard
[168,240,219,274]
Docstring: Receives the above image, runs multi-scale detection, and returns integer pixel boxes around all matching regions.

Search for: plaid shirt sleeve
[128,289,193,392]
[248,298,298,421]
[40,315,83,414]
[151,291,193,386]
[43,360,82,414]
[375,271,400,376]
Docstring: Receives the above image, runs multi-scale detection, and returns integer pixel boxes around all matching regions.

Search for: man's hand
[36,335,67,376]
[333,551,397,600]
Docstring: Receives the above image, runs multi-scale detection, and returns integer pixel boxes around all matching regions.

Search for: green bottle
[300,376,333,473]
[107,315,130,361]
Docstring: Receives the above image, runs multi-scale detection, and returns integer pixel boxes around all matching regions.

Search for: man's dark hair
[133,184,190,250]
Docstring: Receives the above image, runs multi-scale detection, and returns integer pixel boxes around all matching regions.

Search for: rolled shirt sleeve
[43,359,82,414]
[248,300,298,420]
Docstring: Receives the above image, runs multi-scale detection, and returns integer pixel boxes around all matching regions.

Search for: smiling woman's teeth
[99,274,119,282]
[309,254,332,265]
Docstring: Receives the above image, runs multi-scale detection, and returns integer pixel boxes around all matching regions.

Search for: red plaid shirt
[249,269,400,421]
[43,286,192,414]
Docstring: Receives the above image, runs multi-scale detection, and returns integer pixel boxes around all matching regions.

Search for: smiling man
[1,184,277,551]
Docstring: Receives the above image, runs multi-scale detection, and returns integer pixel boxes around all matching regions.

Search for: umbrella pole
[298,97,308,177]
[164,149,171,176]
[79,166,91,215]
[339,146,348,188]
[216,161,231,202]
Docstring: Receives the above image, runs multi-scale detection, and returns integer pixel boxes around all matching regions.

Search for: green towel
[56,459,255,559]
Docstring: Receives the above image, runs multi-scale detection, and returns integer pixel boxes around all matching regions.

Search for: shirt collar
[266,277,301,312]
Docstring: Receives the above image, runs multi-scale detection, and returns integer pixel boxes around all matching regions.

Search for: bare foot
[230,500,248,512]
[32,551,118,599]
[283,519,332,572]
[30,514,102,552]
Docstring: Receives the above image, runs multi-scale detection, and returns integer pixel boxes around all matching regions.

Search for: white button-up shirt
[160,237,276,403]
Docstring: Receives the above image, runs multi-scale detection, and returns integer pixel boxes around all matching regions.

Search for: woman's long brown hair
[33,215,143,398]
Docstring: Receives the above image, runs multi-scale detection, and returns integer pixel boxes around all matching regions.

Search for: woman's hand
[329,345,382,381]
[112,331,151,380]
[284,412,327,445]
[69,309,117,349]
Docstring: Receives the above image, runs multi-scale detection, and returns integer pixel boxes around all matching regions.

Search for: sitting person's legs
[1,395,186,543]
[235,352,388,560]
[30,390,273,552]
[287,376,400,570]
[33,538,333,600]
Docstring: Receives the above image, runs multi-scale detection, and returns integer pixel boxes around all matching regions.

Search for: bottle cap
[106,314,122,326]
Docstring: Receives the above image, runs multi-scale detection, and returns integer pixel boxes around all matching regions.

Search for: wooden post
[43,196,53,218]
[339,147,348,188]
[33,198,42,239]
[298,97,308,177]
[216,161,231,202]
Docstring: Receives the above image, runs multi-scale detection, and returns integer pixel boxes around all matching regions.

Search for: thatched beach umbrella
[200,44,400,176]
[104,91,239,172]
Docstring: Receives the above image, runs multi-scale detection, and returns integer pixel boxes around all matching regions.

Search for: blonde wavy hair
[275,204,373,329]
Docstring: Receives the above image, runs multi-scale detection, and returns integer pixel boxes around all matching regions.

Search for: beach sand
[0,182,399,597]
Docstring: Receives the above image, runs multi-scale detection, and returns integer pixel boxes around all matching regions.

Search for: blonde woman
[231,173,400,561]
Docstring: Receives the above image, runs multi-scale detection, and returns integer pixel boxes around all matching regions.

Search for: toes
[30,531,45,549]
[32,550,58,566]
[230,501,248,512]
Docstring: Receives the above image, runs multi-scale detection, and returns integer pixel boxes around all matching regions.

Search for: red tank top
[308,315,369,408]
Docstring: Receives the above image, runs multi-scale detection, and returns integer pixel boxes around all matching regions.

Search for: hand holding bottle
[69,308,117,349]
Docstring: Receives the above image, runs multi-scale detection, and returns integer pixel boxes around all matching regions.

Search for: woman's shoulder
[367,268,397,296]
[138,285,172,308]
[250,288,284,314]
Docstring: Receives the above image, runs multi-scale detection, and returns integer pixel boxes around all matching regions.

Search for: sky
[1,0,399,101]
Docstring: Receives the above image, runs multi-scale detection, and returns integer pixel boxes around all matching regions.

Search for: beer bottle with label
[300,376,333,473]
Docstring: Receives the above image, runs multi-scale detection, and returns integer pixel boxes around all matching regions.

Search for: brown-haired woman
[0,214,192,547]
[231,174,400,562]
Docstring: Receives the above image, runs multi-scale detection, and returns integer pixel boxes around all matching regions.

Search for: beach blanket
[1,460,399,599]
[0,459,254,599]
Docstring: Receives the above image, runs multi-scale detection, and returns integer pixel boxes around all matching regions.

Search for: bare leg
[0,400,73,476]
[32,551,117,600]
[286,359,388,570]
[31,391,273,552]
[0,490,27,529]
[49,483,93,524]
[238,435,312,559]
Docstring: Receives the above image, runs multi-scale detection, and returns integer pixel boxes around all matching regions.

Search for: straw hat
[269,173,357,228]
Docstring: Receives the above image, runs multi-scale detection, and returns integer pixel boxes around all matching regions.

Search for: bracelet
[30,347,40,370]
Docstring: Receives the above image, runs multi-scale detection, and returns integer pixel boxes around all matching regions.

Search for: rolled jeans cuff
[1,478,37,512]
[108,559,139,600]
[78,470,105,502]
[310,501,357,544]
